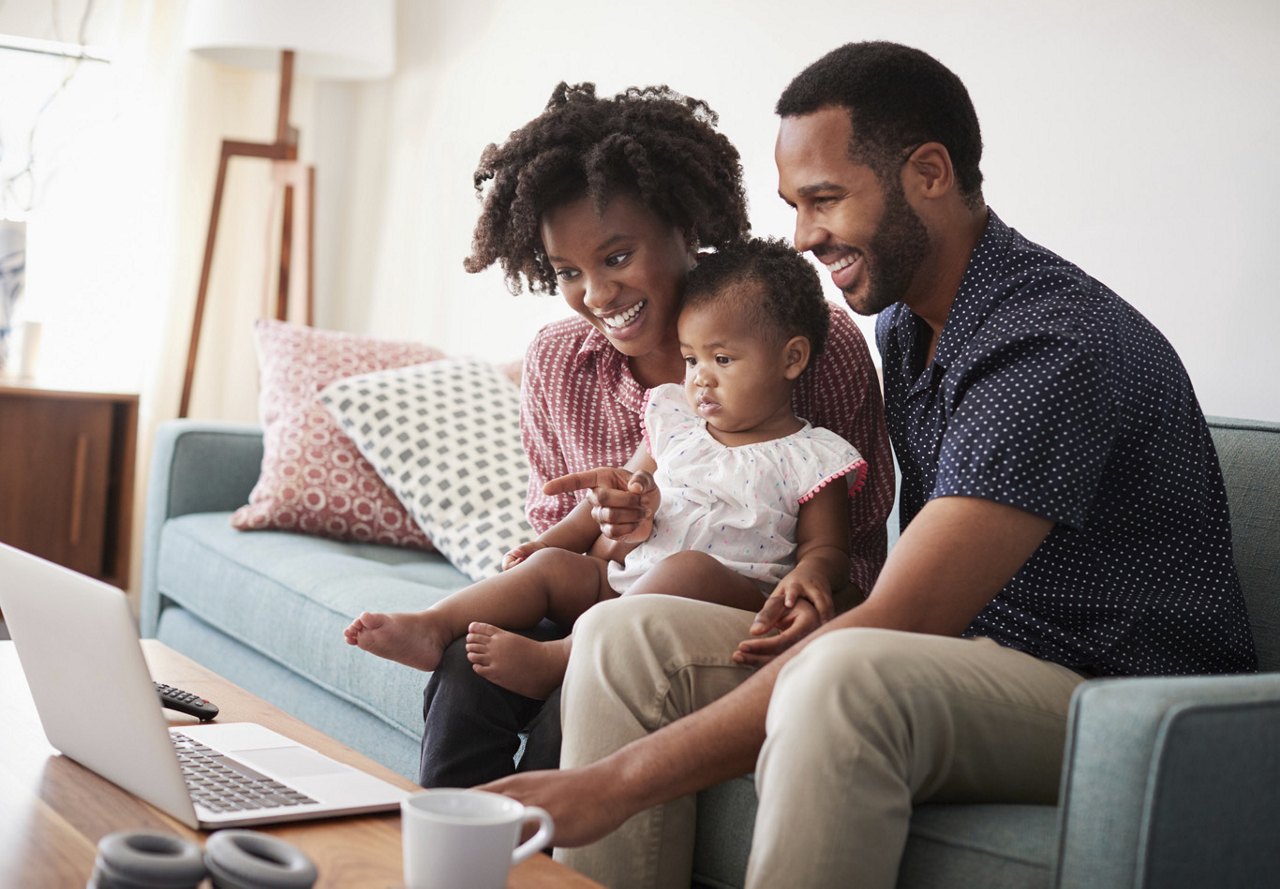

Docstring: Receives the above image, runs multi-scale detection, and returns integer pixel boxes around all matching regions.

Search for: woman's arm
[519,339,577,535]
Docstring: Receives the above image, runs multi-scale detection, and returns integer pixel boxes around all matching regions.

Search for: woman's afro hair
[464,82,750,294]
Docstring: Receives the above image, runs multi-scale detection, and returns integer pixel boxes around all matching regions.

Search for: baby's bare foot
[465,622,570,700]
[344,610,453,672]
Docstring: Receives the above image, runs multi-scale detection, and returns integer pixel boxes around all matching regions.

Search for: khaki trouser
[555,596,1084,889]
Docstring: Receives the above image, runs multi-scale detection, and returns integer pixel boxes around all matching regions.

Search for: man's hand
[733,597,821,667]
[480,764,630,848]
[502,540,548,571]
[545,467,660,544]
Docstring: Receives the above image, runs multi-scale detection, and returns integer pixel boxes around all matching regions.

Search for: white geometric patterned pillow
[320,358,533,582]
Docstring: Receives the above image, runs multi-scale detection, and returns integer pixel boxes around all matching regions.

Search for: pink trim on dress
[798,459,870,505]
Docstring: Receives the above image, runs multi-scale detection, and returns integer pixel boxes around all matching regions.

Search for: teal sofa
[141,416,1280,888]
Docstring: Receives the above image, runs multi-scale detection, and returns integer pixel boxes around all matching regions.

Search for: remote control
[154,682,220,721]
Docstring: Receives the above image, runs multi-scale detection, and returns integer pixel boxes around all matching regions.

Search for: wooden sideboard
[0,382,138,588]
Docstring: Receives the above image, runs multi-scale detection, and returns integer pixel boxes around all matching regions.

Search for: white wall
[314,0,1279,422]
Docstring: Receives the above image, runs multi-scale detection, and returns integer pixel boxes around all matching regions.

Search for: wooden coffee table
[0,640,602,888]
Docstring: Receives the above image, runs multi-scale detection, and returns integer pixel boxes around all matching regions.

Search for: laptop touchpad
[233,745,348,778]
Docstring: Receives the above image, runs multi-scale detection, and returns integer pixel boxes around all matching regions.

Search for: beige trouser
[555,596,1085,889]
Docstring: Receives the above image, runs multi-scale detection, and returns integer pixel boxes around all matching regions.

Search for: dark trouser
[418,621,564,788]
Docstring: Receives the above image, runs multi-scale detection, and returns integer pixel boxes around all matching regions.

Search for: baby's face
[677,294,800,445]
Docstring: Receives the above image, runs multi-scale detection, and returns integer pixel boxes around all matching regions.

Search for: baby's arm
[506,444,659,570]
[751,482,852,633]
[502,499,593,569]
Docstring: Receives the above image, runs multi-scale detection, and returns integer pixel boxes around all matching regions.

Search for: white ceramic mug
[401,788,554,889]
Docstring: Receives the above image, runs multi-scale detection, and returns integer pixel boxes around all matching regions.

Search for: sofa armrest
[140,420,263,636]
[1055,672,1280,889]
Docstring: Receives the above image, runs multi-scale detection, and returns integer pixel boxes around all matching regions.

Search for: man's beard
[846,181,930,316]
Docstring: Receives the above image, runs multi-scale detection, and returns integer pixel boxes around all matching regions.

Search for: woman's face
[540,193,696,359]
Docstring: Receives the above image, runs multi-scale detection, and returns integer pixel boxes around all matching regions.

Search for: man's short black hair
[683,237,829,357]
[776,42,984,207]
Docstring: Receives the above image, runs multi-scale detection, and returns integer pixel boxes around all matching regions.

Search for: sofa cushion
[898,804,1056,888]
[692,777,1055,889]
[156,512,471,742]
[321,358,534,582]
[231,319,445,549]
[1207,417,1280,670]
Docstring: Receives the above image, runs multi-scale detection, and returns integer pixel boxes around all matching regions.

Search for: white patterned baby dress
[607,383,868,595]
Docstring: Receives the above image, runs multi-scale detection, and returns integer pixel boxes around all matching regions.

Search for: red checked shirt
[519,304,896,596]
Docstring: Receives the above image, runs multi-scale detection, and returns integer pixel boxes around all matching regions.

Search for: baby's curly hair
[464,82,750,294]
[683,237,829,358]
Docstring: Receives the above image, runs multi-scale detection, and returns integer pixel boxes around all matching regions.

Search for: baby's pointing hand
[545,467,659,543]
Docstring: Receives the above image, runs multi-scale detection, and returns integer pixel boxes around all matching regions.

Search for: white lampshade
[184,0,395,81]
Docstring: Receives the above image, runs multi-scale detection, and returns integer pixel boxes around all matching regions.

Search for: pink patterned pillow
[231,320,445,548]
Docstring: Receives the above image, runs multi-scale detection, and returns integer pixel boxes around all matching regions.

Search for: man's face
[776,106,930,316]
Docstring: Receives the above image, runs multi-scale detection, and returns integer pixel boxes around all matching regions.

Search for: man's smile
[823,249,866,291]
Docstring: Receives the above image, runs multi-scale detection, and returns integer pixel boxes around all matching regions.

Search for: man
[484,41,1256,889]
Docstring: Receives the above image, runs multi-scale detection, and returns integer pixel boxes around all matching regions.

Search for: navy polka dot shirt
[876,211,1256,676]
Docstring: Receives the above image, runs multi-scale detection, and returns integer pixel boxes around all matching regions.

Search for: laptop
[0,542,408,829]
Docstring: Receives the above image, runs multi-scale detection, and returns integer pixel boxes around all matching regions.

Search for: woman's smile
[600,299,647,334]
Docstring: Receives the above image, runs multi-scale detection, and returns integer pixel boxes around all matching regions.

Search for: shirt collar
[573,324,612,369]
[932,208,1015,369]
[577,323,647,415]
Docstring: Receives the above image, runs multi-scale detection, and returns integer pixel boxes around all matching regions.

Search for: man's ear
[783,335,811,380]
[903,142,955,199]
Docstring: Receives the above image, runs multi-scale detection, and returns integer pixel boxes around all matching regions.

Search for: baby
[345,237,868,699]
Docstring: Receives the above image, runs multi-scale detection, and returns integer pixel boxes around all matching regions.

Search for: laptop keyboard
[171,732,318,813]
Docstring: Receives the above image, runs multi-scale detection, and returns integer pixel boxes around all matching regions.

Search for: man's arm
[482,495,1053,846]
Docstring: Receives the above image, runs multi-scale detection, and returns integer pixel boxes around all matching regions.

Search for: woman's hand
[502,540,548,571]
[733,597,821,668]
[545,467,660,543]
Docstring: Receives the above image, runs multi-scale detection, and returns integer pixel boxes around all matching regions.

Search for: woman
[418,82,894,788]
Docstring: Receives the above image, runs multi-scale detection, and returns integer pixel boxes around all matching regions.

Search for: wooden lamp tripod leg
[179,141,234,419]
[274,49,297,325]
[179,52,310,419]
[276,180,294,323]
[306,165,316,327]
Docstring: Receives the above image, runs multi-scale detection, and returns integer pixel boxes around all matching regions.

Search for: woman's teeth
[603,301,645,329]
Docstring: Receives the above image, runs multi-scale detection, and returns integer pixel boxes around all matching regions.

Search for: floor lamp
[179,0,395,418]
